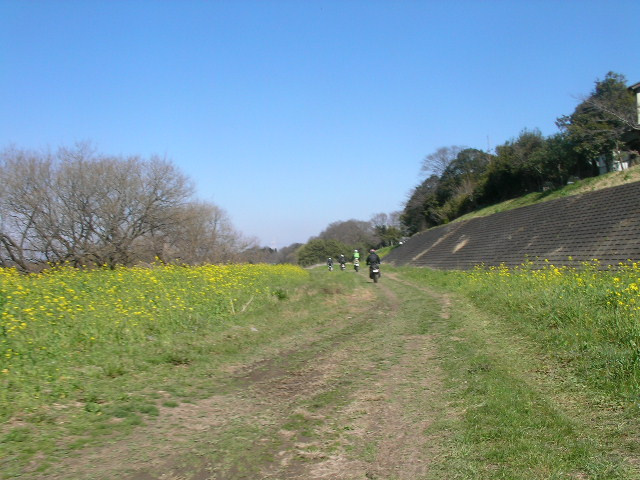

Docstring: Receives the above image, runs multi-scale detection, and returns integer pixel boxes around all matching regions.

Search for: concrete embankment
[386,180,640,269]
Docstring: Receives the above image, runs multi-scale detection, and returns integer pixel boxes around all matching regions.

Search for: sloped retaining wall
[385,181,640,269]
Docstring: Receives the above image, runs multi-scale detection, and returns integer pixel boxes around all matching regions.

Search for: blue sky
[2,0,640,248]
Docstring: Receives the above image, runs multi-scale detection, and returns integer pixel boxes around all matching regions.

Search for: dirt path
[33,274,450,480]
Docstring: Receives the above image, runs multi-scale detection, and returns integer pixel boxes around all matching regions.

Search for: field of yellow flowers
[0,263,308,419]
[402,260,640,401]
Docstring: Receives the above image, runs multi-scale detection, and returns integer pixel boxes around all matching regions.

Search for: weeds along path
[13,269,640,479]
[393,270,640,479]
[26,272,453,480]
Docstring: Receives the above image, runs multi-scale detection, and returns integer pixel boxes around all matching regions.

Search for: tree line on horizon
[3,72,635,271]
[0,144,402,271]
[401,71,640,235]
[294,214,404,267]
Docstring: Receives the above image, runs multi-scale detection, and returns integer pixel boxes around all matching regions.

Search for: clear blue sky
[2,0,639,248]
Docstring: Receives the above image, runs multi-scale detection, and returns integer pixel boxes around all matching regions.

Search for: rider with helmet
[366,249,381,266]
[366,249,381,281]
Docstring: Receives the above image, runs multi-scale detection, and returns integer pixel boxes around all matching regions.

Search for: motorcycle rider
[353,249,360,262]
[327,257,334,270]
[366,249,381,281]
[338,254,347,268]
[366,249,381,267]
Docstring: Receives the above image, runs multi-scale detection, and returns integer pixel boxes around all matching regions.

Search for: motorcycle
[328,264,333,271]
[354,259,360,272]
[340,262,346,271]
[369,263,381,283]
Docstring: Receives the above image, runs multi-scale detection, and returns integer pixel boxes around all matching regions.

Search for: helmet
[354,249,358,252]
[370,249,375,253]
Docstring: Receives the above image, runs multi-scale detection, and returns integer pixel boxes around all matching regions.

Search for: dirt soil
[31,275,450,480]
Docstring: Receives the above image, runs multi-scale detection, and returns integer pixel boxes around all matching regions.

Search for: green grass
[402,262,640,401]
[4,260,640,478]
[454,165,640,223]
[0,263,321,478]
[0,263,309,418]
[397,263,640,478]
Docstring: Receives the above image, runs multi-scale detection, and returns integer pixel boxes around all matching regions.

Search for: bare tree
[0,145,248,270]
[388,211,403,229]
[583,95,639,131]
[370,212,404,247]
[0,147,55,270]
[420,146,465,178]
[370,213,388,228]
[50,152,194,267]
[158,201,252,264]
[274,243,303,264]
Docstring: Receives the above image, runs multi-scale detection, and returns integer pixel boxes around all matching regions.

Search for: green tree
[556,71,636,170]
[476,129,546,204]
[401,175,442,235]
[370,212,404,247]
[296,238,351,267]
[436,148,492,207]
[373,225,403,247]
[317,219,375,246]
[527,133,592,187]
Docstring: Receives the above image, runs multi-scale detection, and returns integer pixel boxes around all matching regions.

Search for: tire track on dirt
[26,275,452,480]
[29,288,385,480]
[256,276,449,480]
[386,272,452,320]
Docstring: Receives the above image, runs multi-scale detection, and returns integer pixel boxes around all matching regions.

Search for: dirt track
[34,273,451,480]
